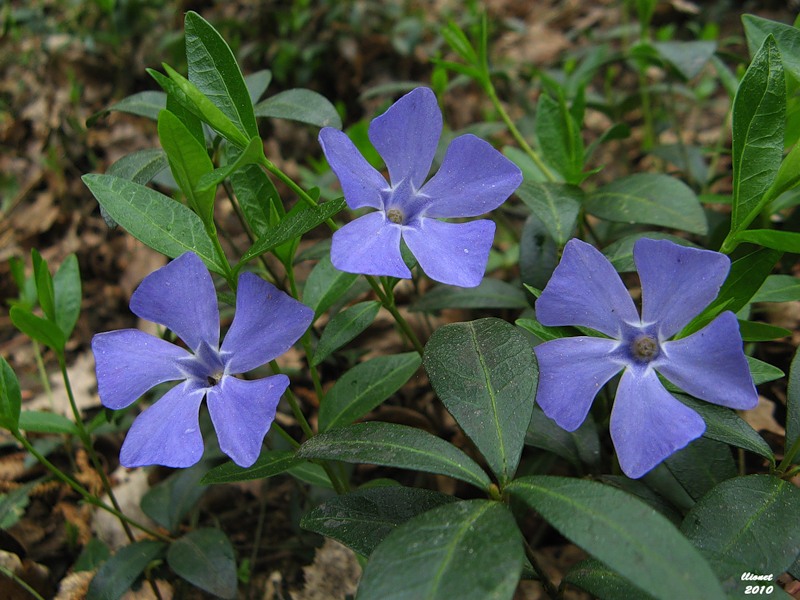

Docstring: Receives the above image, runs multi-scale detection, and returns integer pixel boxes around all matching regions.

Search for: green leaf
[664,437,736,501]
[743,14,800,80]
[681,475,800,593]
[747,356,784,385]
[738,319,792,341]
[73,538,111,573]
[312,301,381,366]
[87,540,166,600]
[238,198,345,265]
[585,174,707,234]
[765,142,800,202]
[535,94,585,184]
[53,254,81,339]
[167,528,237,599]
[296,422,492,490]
[245,69,272,104]
[229,164,280,238]
[515,317,573,342]
[141,464,209,532]
[731,35,785,234]
[197,136,264,192]
[201,450,299,484]
[787,348,800,464]
[18,411,78,435]
[158,109,216,226]
[673,394,774,465]
[753,274,800,302]
[526,407,601,469]
[254,89,342,129]
[357,500,523,600]
[82,174,226,274]
[734,229,800,253]
[31,249,55,322]
[319,353,421,432]
[87,90,167,126]
[411,278,528,312]
[303,255,358,319]
[9,306,65,352]
[515,181,582,245]
[652,41,717,80]
[602,233,698,272]
[565,558,658,600]
[424,318,536,484]
[0,358,21,432]
[300,486,456,557]
[185,11,258,140]
[107,149,168,185]
[507,476,726,600]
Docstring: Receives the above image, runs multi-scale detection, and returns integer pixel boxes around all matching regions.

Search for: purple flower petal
[319,127,387,210]
[130,252,219,351]
[657,311,757,410]
[120,381,206,468]
[610,368,706,478]
[402,219,495,287]
[420,134,523,218]
[537,239,638,337]
[207,374,288,467]
[221,273,313,373]
[368,87,441,189]
[635,238,730,338]
[331,212,411,278]
[92,330,190,410]
[533,336,623,431]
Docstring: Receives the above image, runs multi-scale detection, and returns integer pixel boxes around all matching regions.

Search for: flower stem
[0,563,46,600]
[369,278,424,355]
[286,266,325,401]
[777,435,800,474]
[522,537,560,599]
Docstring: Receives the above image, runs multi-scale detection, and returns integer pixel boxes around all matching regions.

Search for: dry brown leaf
[290,539,361,600]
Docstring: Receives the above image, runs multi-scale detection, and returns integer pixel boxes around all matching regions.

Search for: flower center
[206,372,222,386]
[386,208,404,224]
[631,334,659,362]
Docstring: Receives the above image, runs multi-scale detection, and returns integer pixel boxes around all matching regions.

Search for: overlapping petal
[537,239,638,337]
[657,311,757,409]
[368,87,441,188]
[221,273,313,373]
[92,329,190,409]
[120,381,206,468]
[635,239,730,338]
[319,127,387,210]
[331,212,410,279]
[420,134,523,218]
[533,336,623,431]
[402,219,495,288]
[207,375,288,468]
[130,252,219,351]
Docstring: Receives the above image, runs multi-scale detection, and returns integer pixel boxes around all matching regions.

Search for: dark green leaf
[319,353,421,432]
[357,500,523,600]
[9,306,65,352]
[516,317,574,342]
[526,406,601,469]
[201,450,299,484]
[535,94,585,184]
[507,476,726,600]
[516,181,582,245]
[229,164,280,238]
[411,278,528,312]
[0,358,21,433]
[738,319,792,341]
[296,422,492,490]
[734,229,800,253]
[753,274,800,302]
[300,486,456,557]
[681,475,800,593]
[748,356,784,385]
[731,35,785,234]
[652,41,717,79]
[519,213,558,289]
[312,301,381,366]
[602,233,698,272]
[303,255,358,319]
[18,411,78,435]
[787,348,800,464]
[585,174,707,234]
[82,174,226,274]
[664,437,736,501]
[765,142,800,202]
[73,539,111,573]
[185,11,258,139]
[255,89,342,129]
[87,90,167,126]
[743,14,800,80]
[87,540,166,600]
[424,318,537,484]
[31,249,55,322]
[108,149,168,186]
[141,464,209,531]
[53,254,81,339]
[286,461,333,489]
[167,528,237,599]
[197,136,264,192]
[565,558,658,600]
[245,69,272,104]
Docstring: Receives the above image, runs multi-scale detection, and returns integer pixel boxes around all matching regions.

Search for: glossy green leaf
[82,174,226,274]
[526,406,601,469]
[158,109,216,226]
[731,35,785,234]
[535,94,584,184]
[787,348,800,464]
[73,538,111,573]
[748,356,784,385]
[167,528,237,599]
[411,278,528,312]
[565,558,658,600]
[507,476,725,600]
[743,14,800,80]
[141,464,208,532]
[87,540,166,600]
[753,274,800,302]
[765,142,800,203]
[31,249,55,322]
[602,232,697,272]
[585,174,707,234]
[319,352,421,431]
[87,90,167,126]
[107,149,168,185]
[424,318,537,484]
[245,69,272,104]
[238,198,345,265]
[300,486,456,557]
[9,306,65,352]
[681,475,800,593]
[18,411,78,435]
[738,319,792,341]
[312,301,381,366]
[652,41,717,80]
[515,317,573,342]
[303,255,358,319]
[519,213,558,289]
[185,11,258,140]
[197,136,264,192]
[201,450,299,484]
[664,437,736,501]
[286,461,333,489]
[296,422,492,490]
[515,181,582,245]
[52,254,80,339]
[0,358,21,433]
[734,229,800,253]
[357,500,523,600]
[255,89,342,129]
[229,163,280,238]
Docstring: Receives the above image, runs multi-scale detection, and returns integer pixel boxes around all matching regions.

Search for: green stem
[369,278,424,355]
[522,537,560,599]
[286,267,325,400]
[0,563,46,600]
[271,423,300,450]
[777,435,800,473]
[32,341,53,409]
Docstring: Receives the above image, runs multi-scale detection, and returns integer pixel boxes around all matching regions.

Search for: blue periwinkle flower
[533,238,758,478]
[319,87,523,287]
[92,252,313,469]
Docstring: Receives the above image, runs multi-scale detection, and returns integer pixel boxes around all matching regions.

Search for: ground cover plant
[1,1,800,598]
